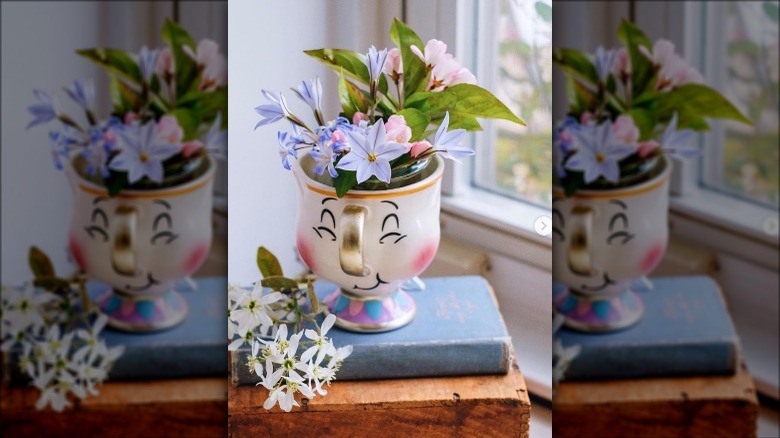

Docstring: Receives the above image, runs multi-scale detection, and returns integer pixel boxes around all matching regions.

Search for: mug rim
[552,155,671,199]
[297,154,444,200]
[69,155,217,200]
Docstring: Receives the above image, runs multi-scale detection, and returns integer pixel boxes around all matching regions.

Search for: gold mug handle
[339,205,369,277]
[111,205,138,276]
[568,205,594,276]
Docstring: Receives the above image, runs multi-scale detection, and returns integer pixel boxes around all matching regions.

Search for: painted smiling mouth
[125,273,159,292]
[353,273,389,291]
[580,273,616,292]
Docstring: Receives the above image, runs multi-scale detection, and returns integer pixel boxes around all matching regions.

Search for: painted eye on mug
[607,212,634,245]
[379,212,407,244]
[151,212,179,245]
[85,207,109,242]
[313,206,336,241]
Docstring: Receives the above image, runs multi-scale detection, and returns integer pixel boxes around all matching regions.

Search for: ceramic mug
[552,156,671,331]
[292,155,444,332]
[66,157,215,332]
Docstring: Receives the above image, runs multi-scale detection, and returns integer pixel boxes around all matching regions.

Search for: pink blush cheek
[69,234,88,271]
[297,236,316,272]
[411,241,439,275]
[183,242,210,275]
[640,242,666,274]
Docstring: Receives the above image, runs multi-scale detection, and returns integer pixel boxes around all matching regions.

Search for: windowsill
[441,187,552,248]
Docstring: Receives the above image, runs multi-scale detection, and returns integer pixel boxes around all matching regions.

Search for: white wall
[1,2,105,283]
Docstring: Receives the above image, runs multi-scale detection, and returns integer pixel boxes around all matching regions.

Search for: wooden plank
[553,361,759,438]
[229,362,531,438]
[0,377,227,437]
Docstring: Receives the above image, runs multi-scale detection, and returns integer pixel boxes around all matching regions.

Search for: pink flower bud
[580,112,596,125]
[383,48,403,77]
[124,112,140,125]
[352,112,369,125]
[611,115,639,145]
[156,115,183,145]
[410,140,432,158]
[384,115,412,143]
[156,47,174,79]
[638,140,660,158]
[182,140,204,158]
[612,47,630,77]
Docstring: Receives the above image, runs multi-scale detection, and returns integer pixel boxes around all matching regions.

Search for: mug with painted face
[66,156,215,332]
[552,157,671,332]
[293,154,444,332]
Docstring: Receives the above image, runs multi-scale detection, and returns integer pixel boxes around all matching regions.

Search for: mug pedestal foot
[97,288,188,332]
[322,288,416,333]
[553,283,643,332]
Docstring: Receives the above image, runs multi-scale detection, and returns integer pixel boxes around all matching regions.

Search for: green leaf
[257,246,284,278]
[188,86,228,129]
[553,48,598,88]
[389,18,428,99]
[162,19,198,99]
[304,49,387,94]
[333,170,358,198]
[170,108,201,141]
[77,48,142,85]
[442,113,482,131]
[337,70,358,118]
[109,75,141,115]
[534,1,552,22]
[105,170,129,197]
[617,19,655,99]
[33,277,71,291]
[28,246,55,279]
[261,276,300,290]
[655,83,752,127]
[438,84,524,125]
[625,108,657,141]
[306,280,319,314]
[395,108,430,141]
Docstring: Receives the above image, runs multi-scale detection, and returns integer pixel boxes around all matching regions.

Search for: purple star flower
[366,46,388,86]
[139,46,160,83]
[310,137,339,178]
[64,79,95,113]
[660,113,699,158]
[109,121,180,184]
[336,119,406,184]
[27,90,59,129]
[431,112,475,161]
[565,121,636,183]
[255,90,292,129]
[594,46,616,83]
[292,77,322,113]
[201,113,227,160]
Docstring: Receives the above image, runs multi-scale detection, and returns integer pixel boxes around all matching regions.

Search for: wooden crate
[229,362,532,438]
[553,361,759,438]
[0,377,227,437]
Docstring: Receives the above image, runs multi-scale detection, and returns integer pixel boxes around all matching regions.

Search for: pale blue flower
[202,113,227,160]
[431,112,474,161]
[109,121,180,184]
[310,137,339,178]
[277,131,297,170]
[366,46,388,85]
[660,113,699,158]
[255,90,292,128]
[594,46,616,83]
[336,119,406,184]
[138,46,160,83]
[64,79,95,113]
[27,90,59,129]
[565,121,636,184]
[293,77,322,113]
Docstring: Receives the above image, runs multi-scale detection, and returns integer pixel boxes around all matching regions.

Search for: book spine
[565,341,737,380]
[230,338,513,386]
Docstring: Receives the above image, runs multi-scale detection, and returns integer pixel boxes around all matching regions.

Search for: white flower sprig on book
[228,247,352,412]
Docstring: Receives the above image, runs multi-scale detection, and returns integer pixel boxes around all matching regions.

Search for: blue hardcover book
[4,277,227,383]
[558,276,739,380]
[231,276,513,385]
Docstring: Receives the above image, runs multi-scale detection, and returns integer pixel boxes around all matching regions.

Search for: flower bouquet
[553,19,750,195]
[1,247,124,411]
[25,20,227,331]
[228,247,352,412]
[28,19,227,196]
[255,18,524,197]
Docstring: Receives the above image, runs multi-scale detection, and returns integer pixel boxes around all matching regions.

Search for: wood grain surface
[229,362,532,438]
[553,361,759,438]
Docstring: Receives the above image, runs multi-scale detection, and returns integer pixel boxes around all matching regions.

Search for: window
[473,0,553,207]
[698,1,779,209]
